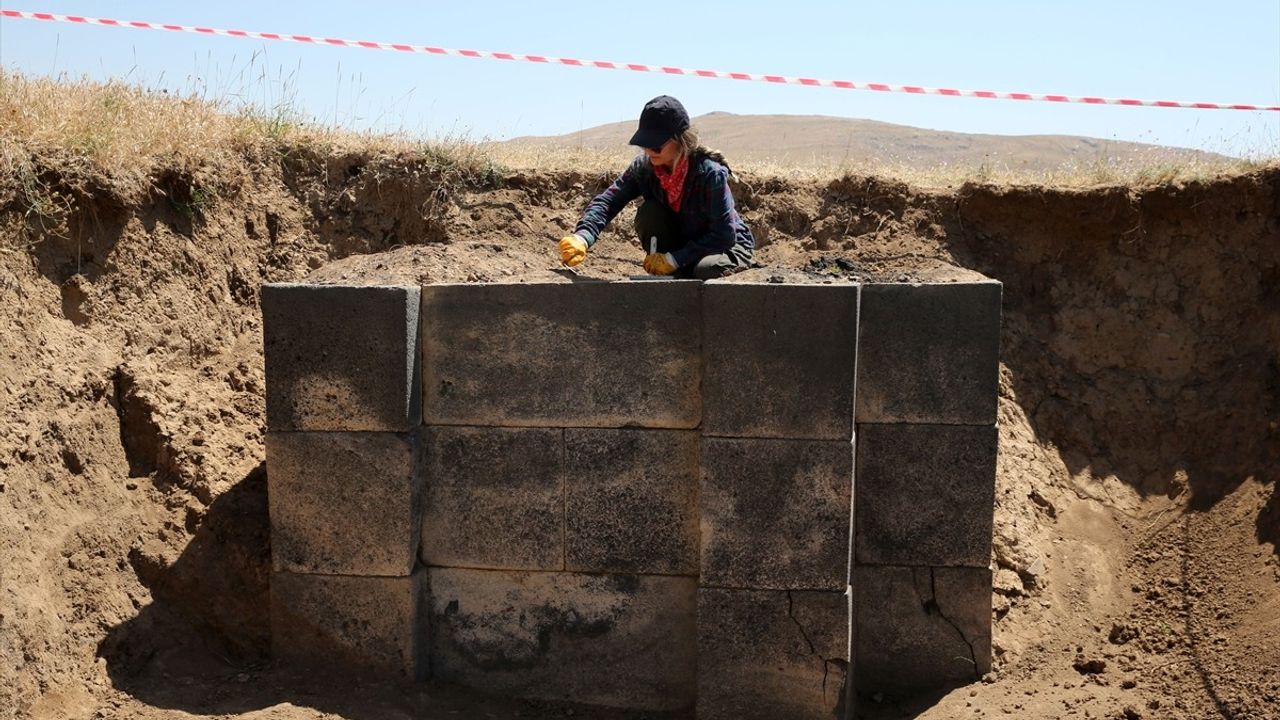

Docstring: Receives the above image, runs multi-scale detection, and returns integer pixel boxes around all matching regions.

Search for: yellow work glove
[559,235,588,267]
[643,252,678,276]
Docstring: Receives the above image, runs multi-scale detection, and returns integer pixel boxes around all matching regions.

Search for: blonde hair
[673,127,731,174]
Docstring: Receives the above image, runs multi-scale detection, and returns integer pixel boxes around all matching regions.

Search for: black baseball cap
[628,95,690,150]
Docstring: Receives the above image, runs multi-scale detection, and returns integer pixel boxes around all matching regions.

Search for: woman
[558,95,754,279]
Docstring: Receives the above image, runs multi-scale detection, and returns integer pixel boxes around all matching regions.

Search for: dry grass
[1,70,1275,193]
[2,71,270,171]
[0,72,496,177]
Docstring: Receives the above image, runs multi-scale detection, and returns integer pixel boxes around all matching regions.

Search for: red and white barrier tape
[4,8,1278,112]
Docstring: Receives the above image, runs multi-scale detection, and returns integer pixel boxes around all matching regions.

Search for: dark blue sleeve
[573,157,644,247]
[670,163,736,268]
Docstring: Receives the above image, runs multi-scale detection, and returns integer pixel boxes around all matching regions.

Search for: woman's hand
[559,235,588,267]
[643,252,678,276]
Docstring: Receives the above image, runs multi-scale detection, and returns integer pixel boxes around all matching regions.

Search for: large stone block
[702,282,859,440]
[271,569,427,679]
[697,587,849,720]
[855,281,1001,425]
[852,565,992,694]
[262,283,421,432]
[428,568,696,711]
[855,423,996,567]
[420,281,702,428]
[267,431,421,576]
[564,429,699,575]
[700,438,852,591]
[420,426,563,571]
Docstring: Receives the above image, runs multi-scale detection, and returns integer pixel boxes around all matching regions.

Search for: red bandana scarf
[655,155,689,213]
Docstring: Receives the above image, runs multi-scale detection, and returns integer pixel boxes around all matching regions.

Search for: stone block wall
[417,282,702,711]
[852,282,1002,692]
[261,283,427,679]
[262,277,1001,717]
[697,283,858,720]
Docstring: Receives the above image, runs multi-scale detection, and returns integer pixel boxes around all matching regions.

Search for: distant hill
[492,112,1227,172]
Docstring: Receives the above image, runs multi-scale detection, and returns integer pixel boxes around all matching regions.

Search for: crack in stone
[926,568,981,681]
[786,590,836,699]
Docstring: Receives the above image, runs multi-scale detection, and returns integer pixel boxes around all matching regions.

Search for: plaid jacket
[573,153,755,268]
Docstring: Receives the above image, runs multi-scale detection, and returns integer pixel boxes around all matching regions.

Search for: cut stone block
[420,426,563,571]
[262,283,421,432]
[267,431,421,576]
[420,282,702,428]
[852,565,992,694]
[697,587,849,720]
[702,282,859,440]
[855,281,1001,425]
[271,569,427,679]
[565,429,699,575]
[428,568,696,711]
[700,438,852,591]
[855,423,997,568]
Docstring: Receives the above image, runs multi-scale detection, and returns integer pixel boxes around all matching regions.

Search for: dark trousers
[633,201,750,280]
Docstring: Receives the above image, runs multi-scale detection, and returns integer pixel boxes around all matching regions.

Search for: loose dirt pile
[1,118,1278,719]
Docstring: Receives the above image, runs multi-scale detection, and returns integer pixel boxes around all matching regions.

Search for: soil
[1,142,1277,720]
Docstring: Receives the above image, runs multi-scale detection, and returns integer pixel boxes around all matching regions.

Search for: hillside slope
[493,111,1230,173]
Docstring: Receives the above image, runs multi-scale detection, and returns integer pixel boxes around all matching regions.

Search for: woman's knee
[633,201,681,253]
[688,254,737,280]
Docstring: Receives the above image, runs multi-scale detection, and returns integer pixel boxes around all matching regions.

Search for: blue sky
[2,1,1278,157]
